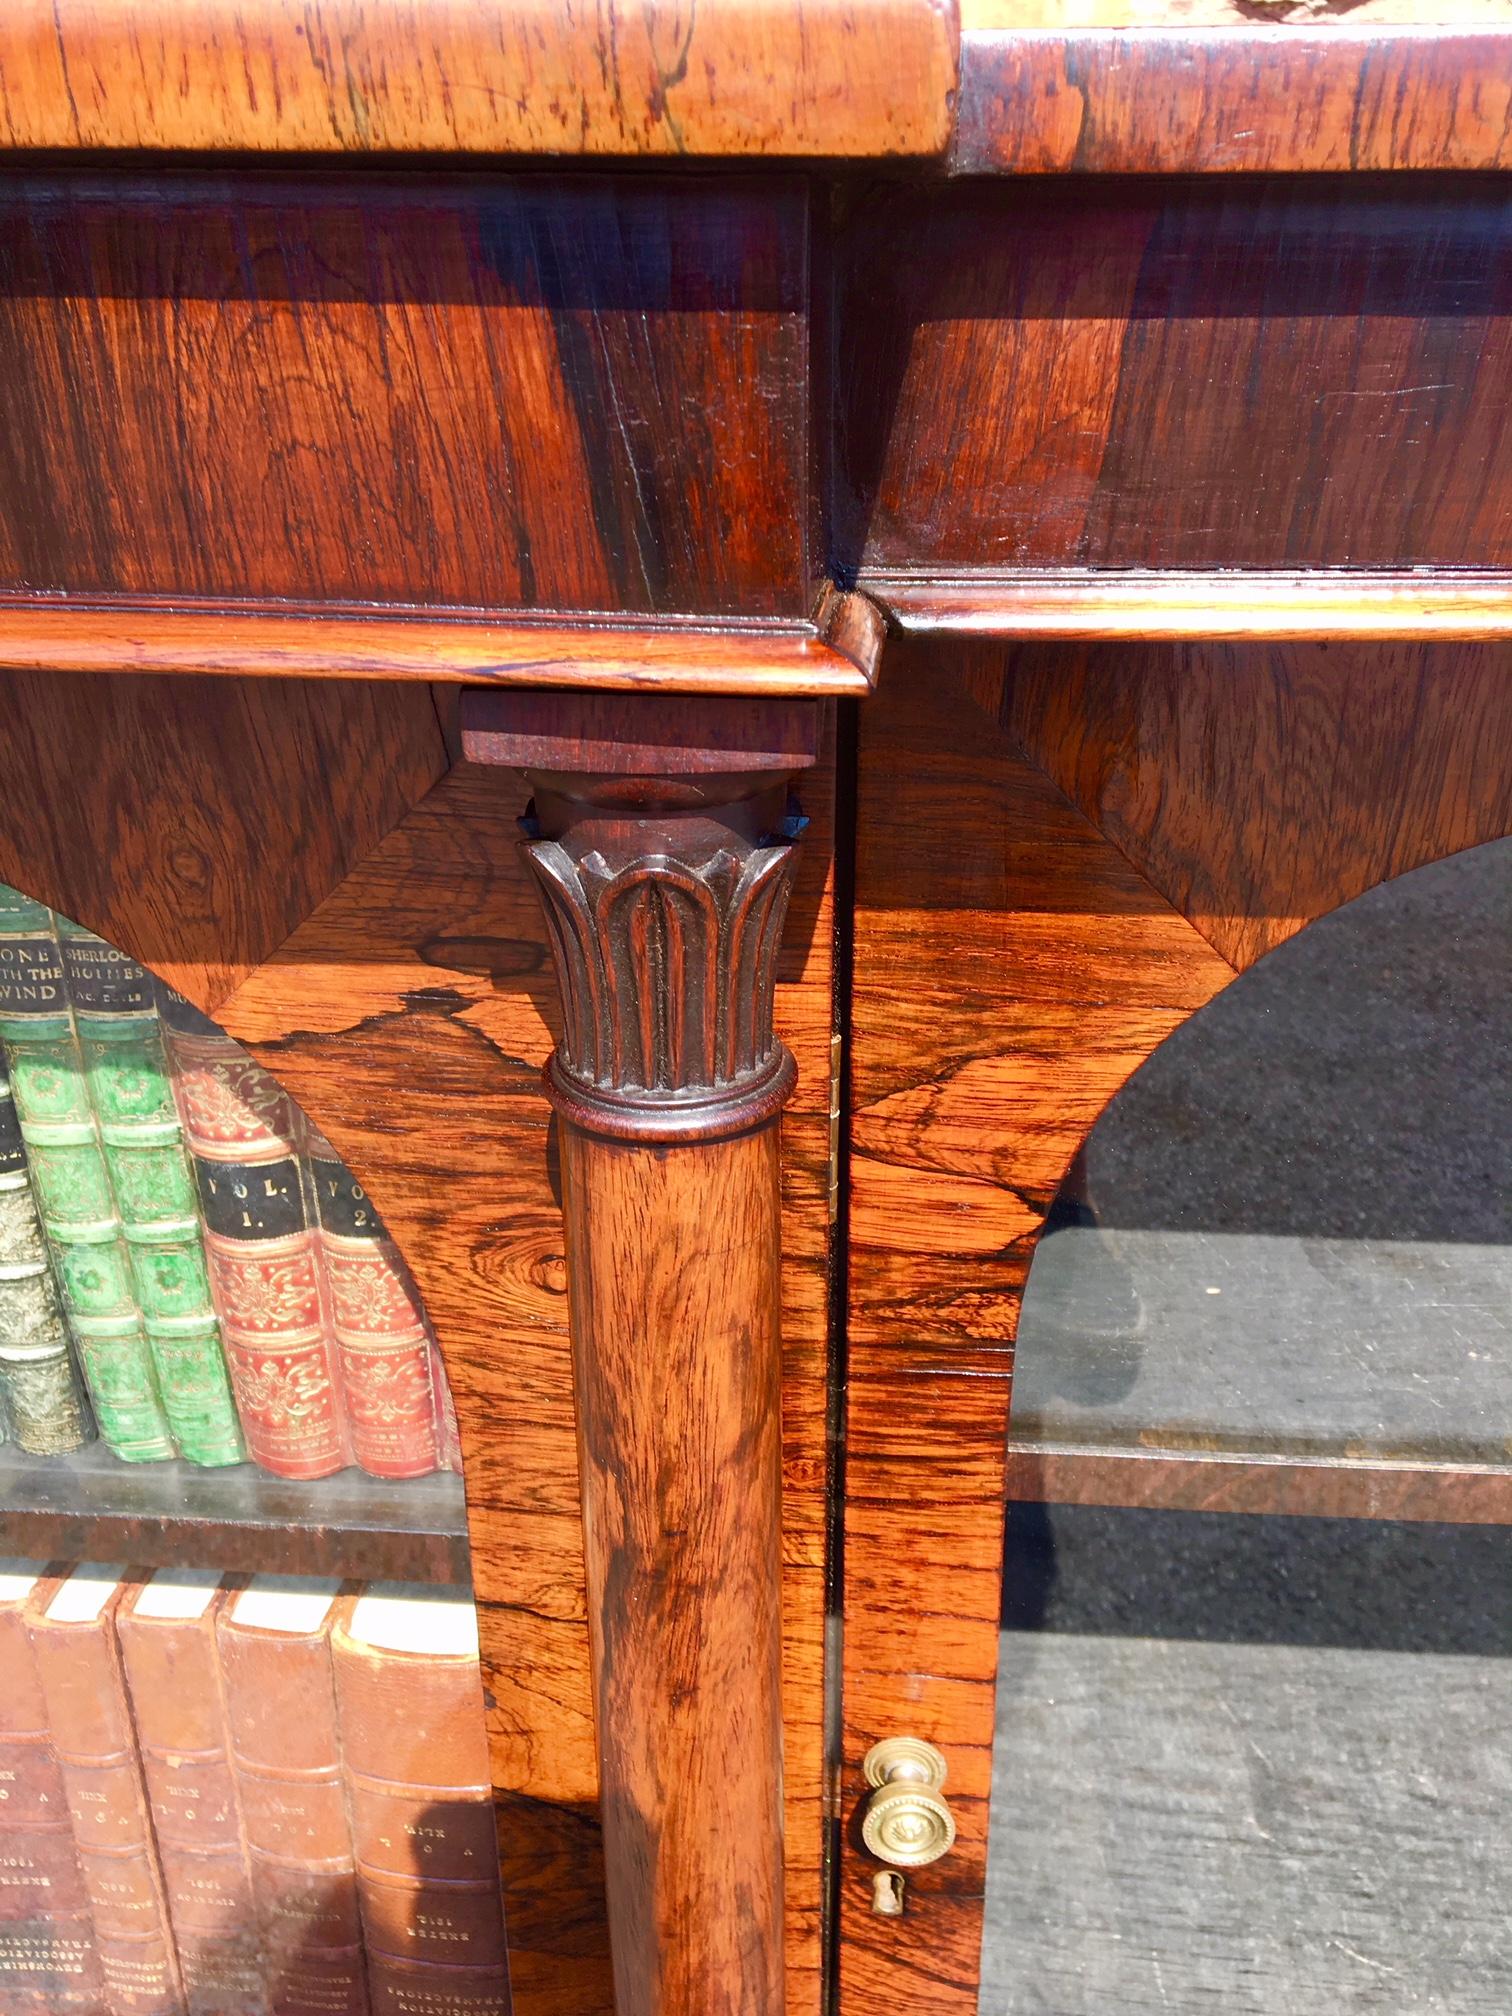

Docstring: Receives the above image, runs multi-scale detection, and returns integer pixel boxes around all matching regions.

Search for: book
[160,990,352,1481]
[0,1085,94,1456]
[331,1586,508,2016]
[118,1571,265,2016]
[58,922,245,1470]
[0,1558,105,2014]
[216,1576,369,2016]
[26,1563,185,2016]
[0,886,173,1464]
[305,1128,442,1480]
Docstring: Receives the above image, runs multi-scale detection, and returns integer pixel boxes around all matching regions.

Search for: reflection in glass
[1011,839,1512,1468]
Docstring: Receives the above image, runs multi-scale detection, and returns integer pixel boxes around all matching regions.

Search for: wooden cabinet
[0,7,1509,2013]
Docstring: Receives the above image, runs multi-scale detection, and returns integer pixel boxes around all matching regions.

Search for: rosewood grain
[0,0,958,157]
[469,693,816,2013]
[0,174,811,619]
[1000,638,1512,968]
[0,601,879,697]
[836,175,1512,578]
[841,646,1233,2016]
[564,1124,786,2016]
[0,668,446,1009]
[952,23,1512,174]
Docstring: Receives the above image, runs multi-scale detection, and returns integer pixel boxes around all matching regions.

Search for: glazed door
[836,637,1512,2016]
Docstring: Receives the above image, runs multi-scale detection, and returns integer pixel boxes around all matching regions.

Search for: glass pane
[0,881,461,1482]
[986,1506,1512,2014]
[1010,838,1512,1469]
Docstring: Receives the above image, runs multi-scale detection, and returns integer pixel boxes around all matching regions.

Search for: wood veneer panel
[0,175,809,619]
[219,726,840,2016]
[952,22,1512,174]
[0,669,445,1009]
[836,175,1512,577]
[1001,639,1512,969]
[841,649,1233,2016]
[0,0,957,157]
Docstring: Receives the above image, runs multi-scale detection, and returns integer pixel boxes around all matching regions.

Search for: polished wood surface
[0,597,880,696]
[1003,639,1512,969]
[469,696,814,2012]
[0,174,810,619]
[840,647,1233,2016]
[563,1123,785,2016]
[871,569,1512,641]
[837,175,1512,580]
[0,0,958,157]
[953,20,1512,173]
[0,668,446,1009]
[221,743,841,2016]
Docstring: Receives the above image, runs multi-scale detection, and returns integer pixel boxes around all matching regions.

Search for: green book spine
[0,883,174,1462]
[58,918,245,1468]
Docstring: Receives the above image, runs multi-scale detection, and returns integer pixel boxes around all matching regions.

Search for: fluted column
[462,691,817,2016]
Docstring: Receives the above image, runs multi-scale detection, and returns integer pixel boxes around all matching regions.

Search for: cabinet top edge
[0,0,959,160]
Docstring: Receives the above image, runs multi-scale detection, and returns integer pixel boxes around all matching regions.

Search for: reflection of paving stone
[984,1508,1512,2014]
[986,842,1512,2009]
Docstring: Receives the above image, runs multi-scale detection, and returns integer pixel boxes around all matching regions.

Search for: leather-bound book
[331,1587,508,2016]
[159,989,350,1481]
[118,1572,265,2015]
[0,1558,105,2015]
[26,1564,185,2016]
[57,923,245,1469]
[216,1576,369,2016]
[305,1127,441,1480]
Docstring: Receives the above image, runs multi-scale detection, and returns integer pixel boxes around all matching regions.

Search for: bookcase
[2,7,1512,2016]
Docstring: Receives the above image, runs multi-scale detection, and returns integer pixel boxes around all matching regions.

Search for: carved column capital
[461,688,820,1145]
[522,785,805,1143]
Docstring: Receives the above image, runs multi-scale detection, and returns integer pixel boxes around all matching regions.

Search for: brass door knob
[861,1737,956,1868]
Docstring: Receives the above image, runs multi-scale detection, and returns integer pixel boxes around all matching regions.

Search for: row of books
[0,887,461,1480]
[0,1562,508,2016]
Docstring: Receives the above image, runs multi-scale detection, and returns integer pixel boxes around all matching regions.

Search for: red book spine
[159,1000,350,1481]
[26,1569,185,2016]
[0,1564,106,2016]
[305,1128,441,1480]
[117,1577,265,2016]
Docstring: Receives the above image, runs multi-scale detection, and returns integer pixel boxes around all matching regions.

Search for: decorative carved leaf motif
[524,830,798,1101]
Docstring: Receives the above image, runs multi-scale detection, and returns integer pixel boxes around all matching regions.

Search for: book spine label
[28,1590,185,2016]
[308,1142,440,1479]
[119,1590,265,2016]
[164,1012,349,1479]
[217,1606,370,2016]
[0,1596,106,2015]
[332,1622,507,2016]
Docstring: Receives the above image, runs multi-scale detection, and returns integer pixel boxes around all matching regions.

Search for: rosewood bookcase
[1,4,1510,2013]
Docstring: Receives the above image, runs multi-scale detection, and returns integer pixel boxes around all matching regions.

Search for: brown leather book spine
[118,1579,265,2016]
[330,1600,508,2016]
[0,1566,105,2016]
[216,1588,369,2016]
[26,1573,185,2016]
